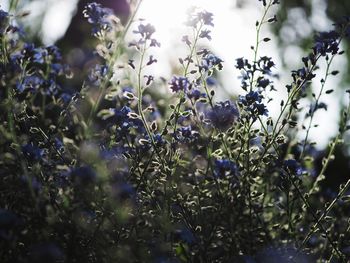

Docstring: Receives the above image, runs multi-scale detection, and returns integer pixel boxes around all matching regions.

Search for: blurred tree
[59,0,131,52]
[56,0,132,91]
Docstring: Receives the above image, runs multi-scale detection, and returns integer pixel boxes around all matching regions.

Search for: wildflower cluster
[1,1,350,262]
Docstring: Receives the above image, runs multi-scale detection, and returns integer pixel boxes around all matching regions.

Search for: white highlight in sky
[41,0,78,44]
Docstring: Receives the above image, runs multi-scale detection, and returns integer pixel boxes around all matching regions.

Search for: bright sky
[0,0,346,148]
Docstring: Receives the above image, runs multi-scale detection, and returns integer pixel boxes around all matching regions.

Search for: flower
[83,3,113,34]
[199,29,212,40]
[214,159,239,178]
[313,30,340,56]
[186,10,214,28]
[169,76,190,93]
[87,64,108,87]
[239,91,268,119]
[207,101,239,131]
[133,23,156,40]
[16,75,44,93]
[200,53,223,72]
[22,143,44,162]
[283,159,303,176]
[187,88,206,101]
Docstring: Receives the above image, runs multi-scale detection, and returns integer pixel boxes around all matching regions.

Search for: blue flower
[239,91,268,119]
[283,159,303,176]
[169,76,190,93]
[200,53,223,72]
[88,64,108,87]
[235,57,248,70]
[257,56,275,75]
[133,23,156,40]
[16,75,44,93]
[83,3,113,34]
[176,125,198,142]
[257,77,270,89]
[187,88,206,101]
[313,30,340,56]
[239,91,262,105]
[199,29,212,40]
[22,143,44,162]
[186,10,214,28]
[214,159,239,178]
[207,101,239,131]
[32,47,48,64]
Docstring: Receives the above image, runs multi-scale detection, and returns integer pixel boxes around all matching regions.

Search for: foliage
[1,1,350,262]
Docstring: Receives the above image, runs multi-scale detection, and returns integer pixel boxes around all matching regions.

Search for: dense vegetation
[1,1,350,262]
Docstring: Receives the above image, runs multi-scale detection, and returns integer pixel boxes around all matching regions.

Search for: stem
[300,55,336,159]
[86,0,144,131]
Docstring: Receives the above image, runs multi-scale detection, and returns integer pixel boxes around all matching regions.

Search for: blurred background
[1,0,349,190]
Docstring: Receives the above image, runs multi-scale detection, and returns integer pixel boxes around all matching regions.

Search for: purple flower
[133,23,156,40]
[239,91,268,118]
[235,57,247,70]
[83,3,113,34]
[284,159,303,176]
[22,143,44,162]
[200,53,223,72]
[186,10,214,28]
[169,76,190,93]
[87,64,108,86]
[214,159,239,178]
[207,101,239,130]
[199,29,212,40]
[257,77,270,89]
[187,88,206,101]
[16,75,44,93]
[313,30,340,56]
[176,125,198,142]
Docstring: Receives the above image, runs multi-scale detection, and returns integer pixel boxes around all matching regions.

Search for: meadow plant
[1,0,350,262]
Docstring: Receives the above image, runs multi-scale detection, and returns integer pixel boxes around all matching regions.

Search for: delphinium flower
[313,31,340,56]
[87,64,108,87]
[129,22,160,50]
[283,159,303,176]
[207,100,239,131]
[238,90,268,120]
[83,2,114,35]
[186,88,206,101]
[213,159,239,179]
[175,125,199,143]
[22,143,44,162]
[16,75,44,94]
[186,9,214,28]
[199,53,223,72]
[168,76,191,93]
